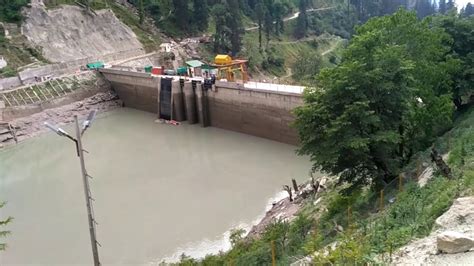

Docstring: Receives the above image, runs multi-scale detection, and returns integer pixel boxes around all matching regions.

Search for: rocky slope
[23,3,144,63]
[391,197,474,265]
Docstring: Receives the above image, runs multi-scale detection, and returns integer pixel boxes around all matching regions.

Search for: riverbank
[0,91,122,148]
[246,177,325,239]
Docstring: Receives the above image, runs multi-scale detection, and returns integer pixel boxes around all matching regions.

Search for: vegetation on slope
[173,9,473,265]
[295,10,460,189]
[173,106,473,265]
[0,23,49,78]
[0,0,29,23]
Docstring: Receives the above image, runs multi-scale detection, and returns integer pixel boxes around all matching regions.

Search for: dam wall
[208,81,302,145]
[99,68,159,113]
[99,69,303,144]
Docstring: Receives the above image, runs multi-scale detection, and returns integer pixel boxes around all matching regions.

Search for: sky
[453,0,470,8]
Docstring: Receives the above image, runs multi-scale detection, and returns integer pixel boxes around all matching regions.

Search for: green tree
[461,3,474,17]
[255,1,265,49]
[263,1,274,43]
[193,0,209,32]
[212,3,231,53]
[227,0,243,54]
[273,1,285,36]
[292,51,322,84]
[173,0,190,31]
[439,0,447,14]
[0,0,29,23]
[0,202,12,251]
[447,0,456,11]
[212,0,243,55]
[433,14,474,109]
[416,0,436,18]
[294,0,308,39]
[294,10,459,188]
[139,0,145,25]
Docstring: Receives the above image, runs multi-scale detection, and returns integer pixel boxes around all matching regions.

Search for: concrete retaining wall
[0,76,22,91]
[0,74,110,121]
[19,48,145,85]
[1,84,109,121]
[100,68,159,113]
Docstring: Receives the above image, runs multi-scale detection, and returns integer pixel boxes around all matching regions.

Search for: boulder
[435,197,474,231]
[437,231,474,254]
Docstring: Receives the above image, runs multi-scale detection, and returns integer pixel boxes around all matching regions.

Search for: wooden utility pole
[379,189,384,211]
[74,116,101,266]
[398,174,403,192]
[271,240,276,266]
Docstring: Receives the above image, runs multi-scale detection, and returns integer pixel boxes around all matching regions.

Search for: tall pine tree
[173,0,190,31]
[263,0,274,43]
[273,1,285,36]
[139,0,145,25]
[461,2,474,16]
[192,0,209,32]
[439,0,447,13]
[255,1,264,49]
[294,0,308,39]
[228,0,243,55]
[212,0,243,55]
[447,0,456,11]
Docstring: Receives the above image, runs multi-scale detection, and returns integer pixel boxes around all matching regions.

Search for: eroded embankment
[0,91,122,148]
[23,4,144,63]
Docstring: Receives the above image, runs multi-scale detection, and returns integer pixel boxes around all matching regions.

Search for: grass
[0,39,50,78]
[239,29,345,83]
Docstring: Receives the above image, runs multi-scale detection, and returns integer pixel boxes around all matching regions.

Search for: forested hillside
[173,8,474,265]
[2,0,473,82]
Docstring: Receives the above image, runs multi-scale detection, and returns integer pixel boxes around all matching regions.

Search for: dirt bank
[0,91,122,149]
[246,178,324,239]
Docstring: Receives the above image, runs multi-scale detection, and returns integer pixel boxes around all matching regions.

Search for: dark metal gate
[160,78,172,120]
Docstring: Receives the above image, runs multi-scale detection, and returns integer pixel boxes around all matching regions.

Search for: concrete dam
[99,68,304,144]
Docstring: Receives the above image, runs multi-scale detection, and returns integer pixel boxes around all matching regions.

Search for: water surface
[0,108,310,265]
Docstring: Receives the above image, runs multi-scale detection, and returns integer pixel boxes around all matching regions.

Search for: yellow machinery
[212,55,248,83]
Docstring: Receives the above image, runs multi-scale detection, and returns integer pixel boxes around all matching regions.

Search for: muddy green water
[0,108,310,265]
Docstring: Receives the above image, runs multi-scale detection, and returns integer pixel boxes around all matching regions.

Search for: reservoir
[0,108,310,265]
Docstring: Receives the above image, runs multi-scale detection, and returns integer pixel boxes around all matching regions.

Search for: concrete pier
[171,80,185,121]
[195,83,209,127]
[183,81,197,124]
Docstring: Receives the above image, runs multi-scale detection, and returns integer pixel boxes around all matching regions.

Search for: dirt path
[321,38,342,56]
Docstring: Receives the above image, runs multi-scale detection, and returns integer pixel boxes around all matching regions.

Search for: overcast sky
[453,0,471,8]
